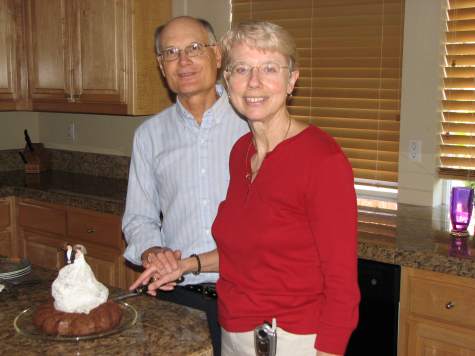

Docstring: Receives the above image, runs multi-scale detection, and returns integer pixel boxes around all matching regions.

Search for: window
[232,0,405,188]
[440,0,475,181]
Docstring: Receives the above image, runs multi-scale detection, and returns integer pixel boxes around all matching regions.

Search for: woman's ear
[223,71,230,90]
[287,70,299,95]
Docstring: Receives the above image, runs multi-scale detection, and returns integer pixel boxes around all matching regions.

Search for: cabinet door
[26,0,72,105]
[0,198,11,256]
[20,230,63,270]
[71,0,125,106]
[0,0,26,110]
[406,318,475,356]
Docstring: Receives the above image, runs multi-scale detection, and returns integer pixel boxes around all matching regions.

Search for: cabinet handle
[445,301,455,309]
[87,227,96,234]
[65,93,74,102]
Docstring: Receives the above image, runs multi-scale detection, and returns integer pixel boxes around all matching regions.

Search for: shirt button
[205,229,211,235]
[201,168,206,175]
[202,199,208,205]
[200,138,206,144]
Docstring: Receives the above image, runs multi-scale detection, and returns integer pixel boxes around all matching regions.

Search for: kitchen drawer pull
[445,301,455,309]
[86,227,96,234]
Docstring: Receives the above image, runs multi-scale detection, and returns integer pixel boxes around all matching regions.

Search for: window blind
[231,0,405,185]
[440,0,475,180]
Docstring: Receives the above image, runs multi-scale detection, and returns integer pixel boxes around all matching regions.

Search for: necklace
[245,118,292,182]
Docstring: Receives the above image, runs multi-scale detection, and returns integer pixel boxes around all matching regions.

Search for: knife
[113,276,185,301]
[113,284,150,301]
[24,129,34,152]
[18,151,28,164]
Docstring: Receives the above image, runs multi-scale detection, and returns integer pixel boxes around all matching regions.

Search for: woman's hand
[317,351,341,356]
[130,249,184,296]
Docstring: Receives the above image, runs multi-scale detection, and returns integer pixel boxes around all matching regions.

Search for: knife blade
[24,129,34,152]
[112,276,185,301]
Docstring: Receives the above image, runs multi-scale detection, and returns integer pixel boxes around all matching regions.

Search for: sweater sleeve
[306,151,360,355]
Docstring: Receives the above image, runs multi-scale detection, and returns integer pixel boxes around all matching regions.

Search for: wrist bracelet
[190,254,201,275]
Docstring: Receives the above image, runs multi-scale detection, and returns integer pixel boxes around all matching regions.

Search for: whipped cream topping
[52,253,108,314]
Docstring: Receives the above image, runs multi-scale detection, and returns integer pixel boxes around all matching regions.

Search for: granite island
[0,267,212,355]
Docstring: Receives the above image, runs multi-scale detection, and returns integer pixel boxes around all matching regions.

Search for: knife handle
[18,151,28,164]
[135,276,185,294]
[24,129,34,152]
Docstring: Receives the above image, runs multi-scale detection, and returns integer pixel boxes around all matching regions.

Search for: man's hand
[131,246,183,296]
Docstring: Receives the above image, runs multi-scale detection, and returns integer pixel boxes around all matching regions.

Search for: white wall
[397,0,446,206]
[0,111,39,150]
[172,0,231,39]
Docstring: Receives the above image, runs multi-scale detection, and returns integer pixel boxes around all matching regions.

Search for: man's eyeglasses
[158,42,216,62]
[226,62,289,78]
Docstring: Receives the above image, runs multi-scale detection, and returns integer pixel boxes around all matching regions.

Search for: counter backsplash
[0,149,130,179]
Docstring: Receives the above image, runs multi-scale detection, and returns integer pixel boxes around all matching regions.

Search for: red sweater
[212,125,360,355]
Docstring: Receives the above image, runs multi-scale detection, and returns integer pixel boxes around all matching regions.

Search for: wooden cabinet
[0,0,29,110]
[25,0,171,115]
[399,267,475,355]
[17,199,127,288]
[0,197,18,257]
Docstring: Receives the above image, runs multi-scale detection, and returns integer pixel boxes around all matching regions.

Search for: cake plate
[13,301,137,341]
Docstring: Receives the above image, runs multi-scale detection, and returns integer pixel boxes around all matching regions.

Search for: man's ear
[157,56,166,77]
[214,45,223,69]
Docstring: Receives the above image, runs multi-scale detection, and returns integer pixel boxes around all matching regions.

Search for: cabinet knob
[445,301,455,309]
[87,227,96,234]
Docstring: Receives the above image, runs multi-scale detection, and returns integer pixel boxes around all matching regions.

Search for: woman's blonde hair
[220,20,298,72]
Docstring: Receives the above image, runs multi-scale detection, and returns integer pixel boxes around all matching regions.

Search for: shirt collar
[175,85,230,128]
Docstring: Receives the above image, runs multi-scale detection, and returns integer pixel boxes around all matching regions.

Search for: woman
[130,21,359,356]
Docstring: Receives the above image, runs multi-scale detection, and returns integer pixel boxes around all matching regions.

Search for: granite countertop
[0,170,474,279]
[0,268,212,356]
[0,170,127,214]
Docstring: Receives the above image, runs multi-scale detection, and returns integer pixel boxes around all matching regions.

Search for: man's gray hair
[154,17,217,56]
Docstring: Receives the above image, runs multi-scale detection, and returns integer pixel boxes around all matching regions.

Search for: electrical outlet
[67,122,76,142]
[408,140,421,162]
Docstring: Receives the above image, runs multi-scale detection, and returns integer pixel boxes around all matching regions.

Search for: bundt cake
[33,299,123,336]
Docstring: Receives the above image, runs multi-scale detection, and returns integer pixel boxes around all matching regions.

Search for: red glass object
[450,187,474,233]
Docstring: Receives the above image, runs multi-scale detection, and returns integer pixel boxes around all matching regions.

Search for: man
[64,243,74,265]
[122,16,248,356]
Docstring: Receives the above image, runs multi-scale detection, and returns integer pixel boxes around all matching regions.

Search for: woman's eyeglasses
[226,62,289,78]
[158,42,216,62]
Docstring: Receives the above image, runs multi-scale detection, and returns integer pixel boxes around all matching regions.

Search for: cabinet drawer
[0,200,10,228]
[67,210,121,249]
[18,201,66,235]
[0,231,11,257]
[408,274,475,329]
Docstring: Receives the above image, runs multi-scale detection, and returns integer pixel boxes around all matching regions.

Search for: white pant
[221,327,317,356]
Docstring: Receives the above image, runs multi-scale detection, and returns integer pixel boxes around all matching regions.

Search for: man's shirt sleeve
[122,125,163,266]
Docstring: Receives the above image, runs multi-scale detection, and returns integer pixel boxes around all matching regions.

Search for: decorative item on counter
[449,186,474,238]
[20,129,50,174]
[31,243,125,337]
[448,237,471,258]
